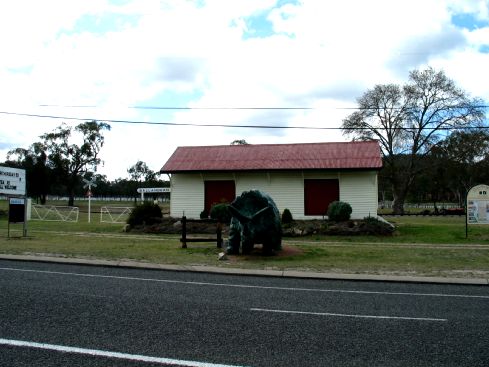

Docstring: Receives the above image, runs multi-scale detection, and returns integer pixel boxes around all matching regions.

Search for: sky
[0,0,488,181]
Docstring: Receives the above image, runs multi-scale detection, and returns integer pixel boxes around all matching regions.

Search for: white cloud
[0,0,488,181]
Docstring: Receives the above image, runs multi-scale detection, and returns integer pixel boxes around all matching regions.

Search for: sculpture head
[228,204,272,246]
[227,190,282,254]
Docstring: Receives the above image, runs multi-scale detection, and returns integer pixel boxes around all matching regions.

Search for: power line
[0,111,327,129]
[37,104,489,110]
[0,110,487,131]
[38,104,315,110]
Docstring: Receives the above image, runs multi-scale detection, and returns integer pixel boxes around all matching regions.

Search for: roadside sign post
[1,166,27,238]
[8,197,27,238]
[466,184,489,238]
[83,177,97,223]
[136,187,171,201]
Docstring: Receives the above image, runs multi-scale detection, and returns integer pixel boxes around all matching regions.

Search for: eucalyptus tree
[342,67,485,214]
[7,142,50,203]
[40,120,111,206]
[439,130,489,205]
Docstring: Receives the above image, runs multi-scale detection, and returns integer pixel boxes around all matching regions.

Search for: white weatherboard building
[160,141,382,220]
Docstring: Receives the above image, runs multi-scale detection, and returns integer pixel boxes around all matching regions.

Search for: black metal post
[181,216,187,248]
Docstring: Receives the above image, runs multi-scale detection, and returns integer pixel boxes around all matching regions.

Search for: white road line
[0,338,247,367]
[1,266,488,300]
[250,308,448,322]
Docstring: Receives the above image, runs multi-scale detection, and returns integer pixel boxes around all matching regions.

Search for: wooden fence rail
[180,216,223,249]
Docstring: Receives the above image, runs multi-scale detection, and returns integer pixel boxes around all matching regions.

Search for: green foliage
[327,201,352,222]
[361,216,395,235]
[281,208,293,224]
[210,203,231,224]
[127,202,162,226]
[200,209,209,219]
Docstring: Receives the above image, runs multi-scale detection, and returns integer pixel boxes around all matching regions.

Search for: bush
[200,209,209,219]
[439,208,465,216]
[361,216,395,235]
[281,208,293,224]
[327,201,352,222]
[210,203,231,224]
[127,202,162,226]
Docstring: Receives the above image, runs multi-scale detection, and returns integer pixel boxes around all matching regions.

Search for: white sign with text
[0,166,26,196]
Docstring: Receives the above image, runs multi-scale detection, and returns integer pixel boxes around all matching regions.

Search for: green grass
[0,211,488,278]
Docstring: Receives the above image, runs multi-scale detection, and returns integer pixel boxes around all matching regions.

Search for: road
[0,259,488,366]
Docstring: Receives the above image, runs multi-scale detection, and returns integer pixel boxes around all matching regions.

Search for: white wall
[339,172,378,219]
[170,174,204,219]
[169,170,378,220]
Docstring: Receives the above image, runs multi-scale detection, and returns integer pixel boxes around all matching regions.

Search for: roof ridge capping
[175,140,378,149]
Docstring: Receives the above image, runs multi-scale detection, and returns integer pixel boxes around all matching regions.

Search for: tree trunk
[391,195,405,215]
[68,188,75,207]
[391,183,409,215]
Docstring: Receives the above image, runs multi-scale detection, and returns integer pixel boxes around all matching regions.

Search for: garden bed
[130,217,394,236]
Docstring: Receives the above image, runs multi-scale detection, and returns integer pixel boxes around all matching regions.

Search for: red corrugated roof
[160,141,382,172]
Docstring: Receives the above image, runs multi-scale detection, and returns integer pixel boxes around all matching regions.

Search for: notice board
[467,184,489,224]
[9,197,26,223]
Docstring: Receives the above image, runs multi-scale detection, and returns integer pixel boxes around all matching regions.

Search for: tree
[437,130,489,205]
[342,67,485,214]
[127,161,162,202]
[127,160,158,182]
[230,139,249,145]
[6,142,50,204]
[41,120,111,206]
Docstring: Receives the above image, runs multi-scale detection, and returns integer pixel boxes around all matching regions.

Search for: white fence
[379,202,461,209]
[31,205,79,222]
[100,206,132,224]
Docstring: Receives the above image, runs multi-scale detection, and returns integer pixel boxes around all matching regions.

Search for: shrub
[361,216,395,235]
[200,209,209,219]
[281,208,293,224]
[127,202,162,226]
[210,203,231,224]
[327,201,352,222]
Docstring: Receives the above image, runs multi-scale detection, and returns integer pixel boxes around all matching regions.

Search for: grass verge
[0,215,488,278]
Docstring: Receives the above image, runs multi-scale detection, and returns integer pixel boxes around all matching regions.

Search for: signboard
[9,197,26,223]
[137,187,171,194]
[0,166,26,196]
[467,184,489,224]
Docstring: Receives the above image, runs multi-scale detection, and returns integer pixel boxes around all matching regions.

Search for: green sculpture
[227,190,282,255]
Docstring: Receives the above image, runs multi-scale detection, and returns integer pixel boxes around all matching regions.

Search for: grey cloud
[303,82,368,103]
[280,80,368,107]
[387,27,467,74]
[226,109,298,137]
[155,57,204,83]
[0,142,14,150]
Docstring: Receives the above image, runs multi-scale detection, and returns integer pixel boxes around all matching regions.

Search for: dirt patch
[224,244,304,261]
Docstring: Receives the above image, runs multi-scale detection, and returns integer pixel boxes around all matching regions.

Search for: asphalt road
[0,259,488,367]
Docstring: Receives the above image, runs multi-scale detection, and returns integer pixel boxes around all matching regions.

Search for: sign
[0,166,26,196]
[9,197,26,223]
[467,184,489,224]
[82,177,97,223]
[137,187,171,194]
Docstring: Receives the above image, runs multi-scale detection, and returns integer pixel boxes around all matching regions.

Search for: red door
[204,180,236,213]
[304,179,339,216]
